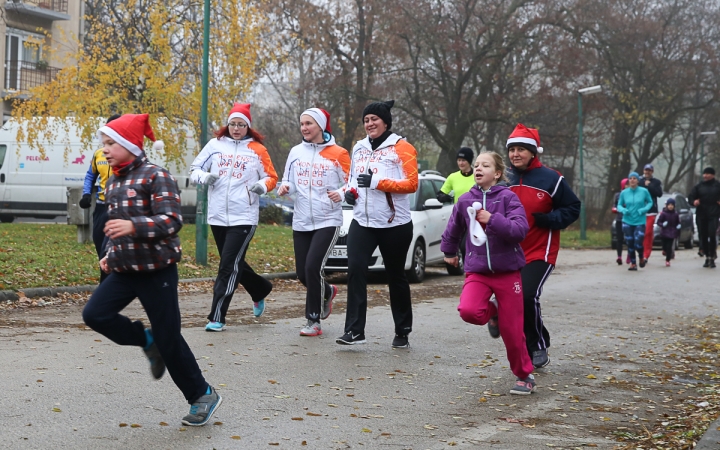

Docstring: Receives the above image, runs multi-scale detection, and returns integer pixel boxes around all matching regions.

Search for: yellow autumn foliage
[8,0,266,165]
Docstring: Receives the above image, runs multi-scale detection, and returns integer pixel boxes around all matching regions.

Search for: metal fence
[10,0,68,13]
[4,60,60,92]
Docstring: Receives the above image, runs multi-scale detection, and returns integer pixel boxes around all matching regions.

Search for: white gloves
[467,201,487,247]
[662,221,668,227]
[249,182,266,195]
[676,224,682,229]
[204,173,219,186]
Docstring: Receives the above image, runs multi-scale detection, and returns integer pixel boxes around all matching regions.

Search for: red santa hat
[228,103,252,128]
[97,113,164,156]
[300,108,332,133]
[506,123,543,155]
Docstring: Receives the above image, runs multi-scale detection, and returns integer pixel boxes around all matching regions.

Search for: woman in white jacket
[278,108,350,336]
[190,103,278,332]
[335,100,419,349]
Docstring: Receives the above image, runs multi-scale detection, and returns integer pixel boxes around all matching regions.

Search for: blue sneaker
[253,299,265,317]
[205,321,225,332]
[182,386,222,426]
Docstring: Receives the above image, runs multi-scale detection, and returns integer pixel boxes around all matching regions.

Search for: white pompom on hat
[506,123,543,155]
[97,113,160,156]
[227,103,252,128]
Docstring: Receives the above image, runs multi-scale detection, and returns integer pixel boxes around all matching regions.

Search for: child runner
[82,114,222,426]
[441,152,536,395]
[657,198,681,267]
[617,171,653,271]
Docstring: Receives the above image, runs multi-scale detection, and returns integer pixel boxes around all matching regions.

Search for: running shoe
[532,349,550,368]
[616,257,622,265]
[487,316,500,339]
[628,264,637,271]
[711,259,717,269]
[205,321,225,332]
[321,285,338,320]
[391,334,409,349]
[142,329,166,380]
[300,320,322,336]
[510,374,536,395]
[639,258,647,268]
[253,299,266,317]
[665,261,670,267]
[704,258,711,268]
[182,386,223,427]
[625,255,631,264]
[336,332,367,345]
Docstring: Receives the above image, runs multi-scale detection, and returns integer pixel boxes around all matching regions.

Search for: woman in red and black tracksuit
[506,124,580,369]
[335,100,419,349]
[82,114,221,427]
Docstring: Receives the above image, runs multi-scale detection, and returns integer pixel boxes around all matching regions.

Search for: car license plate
[331,248,347,258]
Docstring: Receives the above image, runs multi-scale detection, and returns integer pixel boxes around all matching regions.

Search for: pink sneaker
[665,261,670,267]
[625,255,631,265]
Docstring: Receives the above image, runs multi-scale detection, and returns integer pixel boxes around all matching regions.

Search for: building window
[5,28,45,91]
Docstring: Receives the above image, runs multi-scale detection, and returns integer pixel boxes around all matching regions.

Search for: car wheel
[0,214,14,223]
[683,237,693,249]
[406,240,426,284]
[446,251,464,276]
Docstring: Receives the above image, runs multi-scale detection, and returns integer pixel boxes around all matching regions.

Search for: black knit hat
[456,147,474,164]
[703,167,716,175]
[362,100,394,130]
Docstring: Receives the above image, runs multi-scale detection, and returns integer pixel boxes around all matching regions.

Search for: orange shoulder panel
[248,141,278,191]
[319,145,351,180]
[376,140,419,194]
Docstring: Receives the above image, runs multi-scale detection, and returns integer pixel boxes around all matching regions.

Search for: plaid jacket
[104,156,183,272]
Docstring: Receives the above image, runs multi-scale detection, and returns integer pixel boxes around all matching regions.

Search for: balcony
[3,60,60,99]
[4,0,70,20]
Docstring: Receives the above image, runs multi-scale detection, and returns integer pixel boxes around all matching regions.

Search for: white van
[0,118,197,223]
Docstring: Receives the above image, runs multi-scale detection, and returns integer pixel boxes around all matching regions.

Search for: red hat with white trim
[506,123,543,155]
[228,103,252,128]
[97,113,164,156]
[301,108,332,133]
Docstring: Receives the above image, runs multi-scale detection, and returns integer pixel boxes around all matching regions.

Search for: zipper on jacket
[482,189,493,272]
[309,144,317,229]
[225,140,239,226]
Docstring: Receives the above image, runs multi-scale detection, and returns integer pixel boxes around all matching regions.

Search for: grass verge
[560,228,609,248]
[0,223,294,290]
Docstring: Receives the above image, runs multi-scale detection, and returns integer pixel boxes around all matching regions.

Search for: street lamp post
[699,131,716,176]
[577,85,602,240]
[195,0,211,265]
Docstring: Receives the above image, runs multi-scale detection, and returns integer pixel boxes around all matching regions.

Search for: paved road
[1,249,717,449]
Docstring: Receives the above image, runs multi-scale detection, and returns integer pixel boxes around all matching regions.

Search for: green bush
[259,205,284,225]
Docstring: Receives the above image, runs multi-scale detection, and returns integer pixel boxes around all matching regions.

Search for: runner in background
[640,164,663,263]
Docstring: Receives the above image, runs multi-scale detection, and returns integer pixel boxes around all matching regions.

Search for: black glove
[344,190,356,205]
[532,212,551,228]
[79,194,92,209]
[357,173,373,188]
[436,192,453,203]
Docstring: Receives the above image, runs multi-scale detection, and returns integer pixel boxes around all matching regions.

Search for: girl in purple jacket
[657,198,681,266]
[441,152,536,395]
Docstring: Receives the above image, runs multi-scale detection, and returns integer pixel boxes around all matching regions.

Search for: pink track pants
[458,271,534,380]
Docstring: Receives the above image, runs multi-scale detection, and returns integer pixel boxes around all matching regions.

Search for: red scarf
[112,161,132,176]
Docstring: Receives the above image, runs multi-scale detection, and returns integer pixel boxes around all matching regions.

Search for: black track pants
[344,220,413,336]
[293,227,339,321]
[82,264,208,404]
[207,225,273,323]
[520,260,554,354]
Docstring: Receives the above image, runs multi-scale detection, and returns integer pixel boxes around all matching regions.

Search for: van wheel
[0,215,14,223]
[683,238,693,249]
[406,240,425,284]
[446,251,464,276]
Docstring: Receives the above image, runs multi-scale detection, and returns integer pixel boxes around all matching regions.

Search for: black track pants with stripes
[207,225,273,323]
[293,227,339,321]
[521,260,554,354]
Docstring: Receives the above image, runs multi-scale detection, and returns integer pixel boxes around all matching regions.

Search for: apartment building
[1,0,84,122]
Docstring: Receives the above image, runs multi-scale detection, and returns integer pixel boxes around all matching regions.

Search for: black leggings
[697,214,719,259]
[344,220,413,336]
[208,225,273,323]
[521,260,554,354]
[661,238,675,262]
[615,218,624,258]
[293,227,339,321]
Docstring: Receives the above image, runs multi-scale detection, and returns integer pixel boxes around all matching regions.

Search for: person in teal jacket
[617,172,653,271]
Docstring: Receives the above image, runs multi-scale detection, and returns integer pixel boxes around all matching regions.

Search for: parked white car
[324,171,463,283]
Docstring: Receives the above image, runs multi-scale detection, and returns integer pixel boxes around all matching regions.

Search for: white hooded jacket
[279,136,350,232]
[190,136,278,226]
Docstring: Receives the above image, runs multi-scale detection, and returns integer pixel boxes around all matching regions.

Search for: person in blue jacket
[616,172,653,271]
[79,114,121,283]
